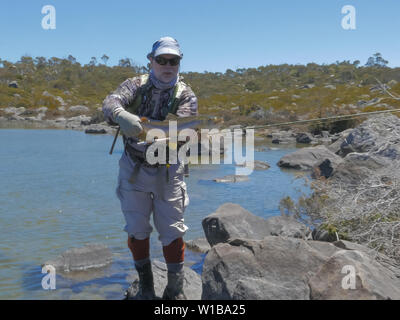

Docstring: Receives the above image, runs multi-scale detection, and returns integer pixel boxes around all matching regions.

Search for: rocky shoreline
[0,109,117,135]
[35,113,400,299]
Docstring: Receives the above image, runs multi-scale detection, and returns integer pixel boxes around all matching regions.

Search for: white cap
[147,36,183,59]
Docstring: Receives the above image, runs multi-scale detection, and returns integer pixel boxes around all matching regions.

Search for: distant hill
[1,54,399,132]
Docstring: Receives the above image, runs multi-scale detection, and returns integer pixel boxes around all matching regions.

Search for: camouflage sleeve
[176,86,198,117]
[102,77,140,124]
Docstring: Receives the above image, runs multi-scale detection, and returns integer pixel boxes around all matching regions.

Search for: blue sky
[0,0,399,72]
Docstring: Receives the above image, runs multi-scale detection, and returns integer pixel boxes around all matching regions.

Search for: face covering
[149,69,179,90]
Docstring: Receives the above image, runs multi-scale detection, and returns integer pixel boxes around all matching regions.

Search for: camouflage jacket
[102,74,198,124]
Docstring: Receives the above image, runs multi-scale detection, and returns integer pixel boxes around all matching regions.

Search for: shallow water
[0,129,311,299]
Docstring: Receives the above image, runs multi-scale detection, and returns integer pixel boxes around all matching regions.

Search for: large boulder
[202,203,310,246]
[309,250,400,299]
[201,237,400,300]
[330,152,391,185]
[338,114,400,158]
[125,260,202,300]
[277,145,343,171]
[43,243,113,273]
[201,237,340,300]
[333,240,400,278]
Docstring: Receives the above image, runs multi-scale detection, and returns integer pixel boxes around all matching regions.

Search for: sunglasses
[154,56,181,66]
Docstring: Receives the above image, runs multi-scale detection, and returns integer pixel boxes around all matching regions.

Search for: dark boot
[162,270,187,300]
[125,262,156,300]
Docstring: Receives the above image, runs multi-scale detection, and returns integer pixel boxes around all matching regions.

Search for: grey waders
[124,262,156,300]
[162,270,187,300]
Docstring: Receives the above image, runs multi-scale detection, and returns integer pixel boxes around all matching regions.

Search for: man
[102,37,198,300]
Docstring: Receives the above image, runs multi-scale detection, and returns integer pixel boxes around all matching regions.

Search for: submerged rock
[213,175,250,183]
[43,243,113,272]
[235,160,270,170]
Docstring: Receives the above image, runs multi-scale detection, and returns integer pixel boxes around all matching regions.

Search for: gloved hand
[113,109,143,138]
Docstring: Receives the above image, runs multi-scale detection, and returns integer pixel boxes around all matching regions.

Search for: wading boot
[125,261,156,300]
[162,270,187,300]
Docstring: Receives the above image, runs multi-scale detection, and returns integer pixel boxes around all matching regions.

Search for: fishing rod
[243,108,400,131]
[109,108,400,153]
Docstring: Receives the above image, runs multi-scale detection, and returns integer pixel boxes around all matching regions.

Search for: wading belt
[124,137,190,184]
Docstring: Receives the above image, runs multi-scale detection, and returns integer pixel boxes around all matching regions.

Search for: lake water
[0,129,311,299]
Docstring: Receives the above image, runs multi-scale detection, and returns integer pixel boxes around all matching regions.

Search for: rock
[331,152,391,185]
[55,96,66,106]
[202,203,311,247]
[324,85,336,90]
[201,237,340,300]
[311,158,340,179]
[42,91,53,97]
[235,160,270,170]
[8,81,18,88]
[249,109,268,120]
[333,240,400,278]
[277,145,343,171]
[69,105,89,113]
[4,107,26,115]
[321,131,330,138]
[85,124,107,134]
[300,84,315,89]
[296,132,314,144]
[125,260,202,300]
[228,124,242,131]
[203,204,268,246]
[196,140,226,156]
[9,115,25,121]
[43,243,113,273]
[67,115,92,124]
[213,175,250,183]
[309,250,400,299]
[185,238,211,253]
[265,216,311,239]
[326,129,353,154]
[36,107,48,113]
[312,227,339,242]
[272,131,296,144]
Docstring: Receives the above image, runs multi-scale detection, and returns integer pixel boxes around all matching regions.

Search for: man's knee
[127,236,150,261]
[162,237,185,263]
